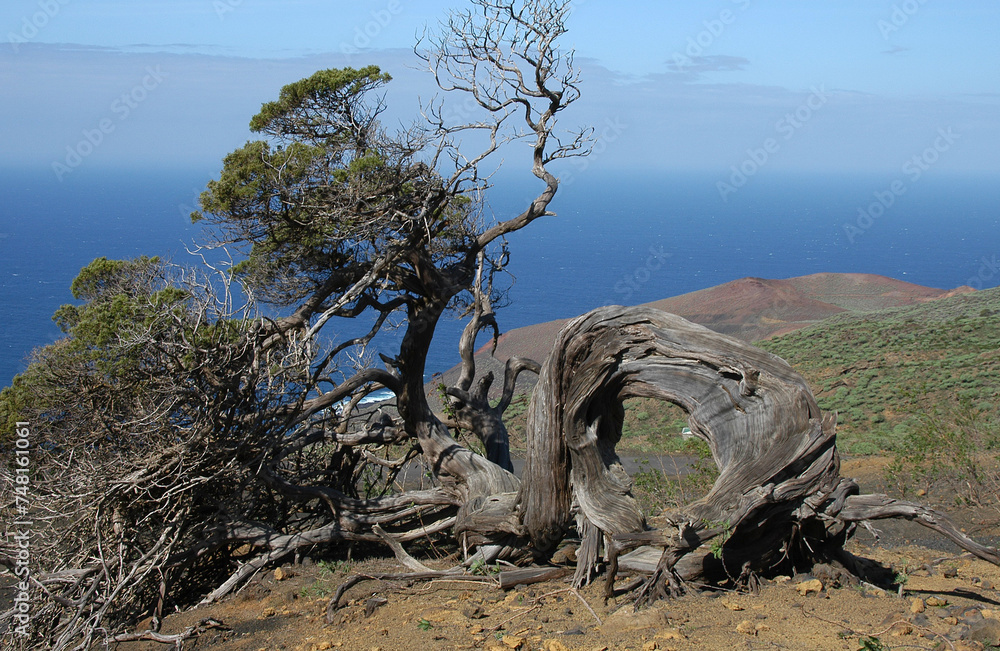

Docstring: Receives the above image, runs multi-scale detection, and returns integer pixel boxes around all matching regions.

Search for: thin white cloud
[2,43,999,177]
[882,45,911,55]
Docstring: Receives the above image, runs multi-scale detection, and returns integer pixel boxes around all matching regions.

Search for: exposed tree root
[109,619,228,648]
[513,306,1000,605]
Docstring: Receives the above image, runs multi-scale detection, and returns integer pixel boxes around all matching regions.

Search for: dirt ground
[121,457,1000,651]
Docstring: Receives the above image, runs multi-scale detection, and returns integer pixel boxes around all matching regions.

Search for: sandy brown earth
[120,457,1000,651]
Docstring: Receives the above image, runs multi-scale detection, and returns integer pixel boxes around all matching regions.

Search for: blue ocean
[2,166,999,386]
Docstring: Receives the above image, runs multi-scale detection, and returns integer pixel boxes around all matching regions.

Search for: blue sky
[2,1,1000,385]
[2,0,999,177]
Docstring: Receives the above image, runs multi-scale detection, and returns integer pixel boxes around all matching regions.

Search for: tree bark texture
[513,306,1000,595]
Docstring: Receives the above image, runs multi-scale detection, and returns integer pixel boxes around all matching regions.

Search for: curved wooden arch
[514,306,1000,598]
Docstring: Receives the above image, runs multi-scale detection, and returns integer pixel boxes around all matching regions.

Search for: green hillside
[502,286,1000,458]
[758,286,1000,454]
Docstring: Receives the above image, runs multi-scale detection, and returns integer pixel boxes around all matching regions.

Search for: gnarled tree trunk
[506,305,1000,600]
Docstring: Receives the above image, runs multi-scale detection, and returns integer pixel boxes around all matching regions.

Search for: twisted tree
[3,1,999,649]
[514,306,1000,603]
[1,1,586,647]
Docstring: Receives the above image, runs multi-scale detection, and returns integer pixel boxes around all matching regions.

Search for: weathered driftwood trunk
[323,304,1000,618]
[511,306,1000,599]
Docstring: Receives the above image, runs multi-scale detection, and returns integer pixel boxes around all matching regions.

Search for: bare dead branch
[373,524,434,573]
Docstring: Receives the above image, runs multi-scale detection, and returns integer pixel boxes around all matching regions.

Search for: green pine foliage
[0,256,250,452]
[191,65,475,309]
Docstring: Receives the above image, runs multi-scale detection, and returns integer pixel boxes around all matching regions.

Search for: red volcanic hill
[645,272,961,342]
[436,273,974,393]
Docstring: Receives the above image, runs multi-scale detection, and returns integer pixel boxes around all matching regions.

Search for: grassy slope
[502,286,1000,456]
[757,285,1000,453]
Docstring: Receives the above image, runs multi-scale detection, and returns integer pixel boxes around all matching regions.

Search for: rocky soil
[117,457,1000,651]
[118,542,1000,651]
